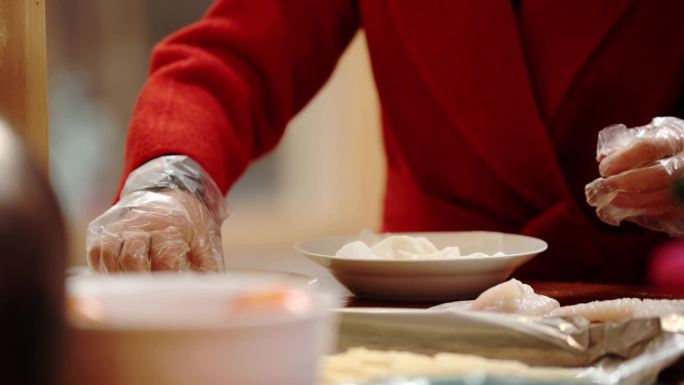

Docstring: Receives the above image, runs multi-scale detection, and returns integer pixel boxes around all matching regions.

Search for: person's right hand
[86,189,224,272]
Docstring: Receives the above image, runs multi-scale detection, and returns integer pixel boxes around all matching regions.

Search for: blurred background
[46,0,385,265]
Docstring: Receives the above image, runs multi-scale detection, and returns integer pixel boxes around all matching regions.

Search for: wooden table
[528,280,684,304]
[346,280,684,308]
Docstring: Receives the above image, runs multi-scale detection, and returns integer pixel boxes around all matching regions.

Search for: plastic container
[67,273,338,385]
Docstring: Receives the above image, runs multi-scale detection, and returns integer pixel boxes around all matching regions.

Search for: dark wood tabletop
[527,281,684,305]
[344,281,684,308]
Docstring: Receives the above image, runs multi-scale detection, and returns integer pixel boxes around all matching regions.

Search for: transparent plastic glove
[585,117,684,236]
[86,156,230,272]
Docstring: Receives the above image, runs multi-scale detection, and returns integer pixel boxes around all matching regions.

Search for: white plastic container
[67,273,338,385]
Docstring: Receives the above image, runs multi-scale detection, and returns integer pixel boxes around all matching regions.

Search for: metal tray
[334,308,684,385]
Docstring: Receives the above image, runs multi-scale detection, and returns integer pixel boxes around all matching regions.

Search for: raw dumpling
[335,241,378,259]
[469,279,560,315]
[335,234,506,260]
[432,279,560,316]
[371,236,460,259]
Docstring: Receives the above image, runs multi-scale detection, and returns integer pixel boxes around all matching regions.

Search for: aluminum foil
[335,309,684,385]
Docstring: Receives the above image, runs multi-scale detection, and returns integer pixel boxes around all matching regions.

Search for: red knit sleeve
[120,0,360,194]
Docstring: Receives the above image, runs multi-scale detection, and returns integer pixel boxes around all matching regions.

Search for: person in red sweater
[86,0,684,283]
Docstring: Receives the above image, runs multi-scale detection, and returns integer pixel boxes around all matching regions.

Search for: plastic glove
[86,156,230,272]
[585,117,684,236]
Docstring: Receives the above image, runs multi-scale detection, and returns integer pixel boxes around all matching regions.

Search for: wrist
[121,155,230,224]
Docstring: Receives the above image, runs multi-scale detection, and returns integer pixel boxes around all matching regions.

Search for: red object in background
[649,241,684,288]
[120,0,684,283]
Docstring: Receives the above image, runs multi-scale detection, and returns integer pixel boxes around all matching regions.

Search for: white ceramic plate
[295,231,547,302]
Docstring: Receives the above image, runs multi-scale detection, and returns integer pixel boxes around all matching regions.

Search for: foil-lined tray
[335,308,684,385]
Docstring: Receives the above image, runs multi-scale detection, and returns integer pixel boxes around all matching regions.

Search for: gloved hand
[586,117,684,236]
[86,156,230,272]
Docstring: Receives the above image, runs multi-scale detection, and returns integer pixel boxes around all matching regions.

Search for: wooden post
[0,0,49,171]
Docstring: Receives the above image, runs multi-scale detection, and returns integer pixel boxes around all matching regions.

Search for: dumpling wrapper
[335,234,505,260]
[335,241,378,259]
[549,298,684,322]
[371,236,463,259]
[432,279,560,316]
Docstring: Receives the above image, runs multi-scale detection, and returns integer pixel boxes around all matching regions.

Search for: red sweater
[122,0,684,283]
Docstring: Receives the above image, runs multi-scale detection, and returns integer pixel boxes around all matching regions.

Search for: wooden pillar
[0,0,49,171]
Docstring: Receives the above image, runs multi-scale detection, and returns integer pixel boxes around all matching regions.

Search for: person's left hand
[586,117,684,236]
